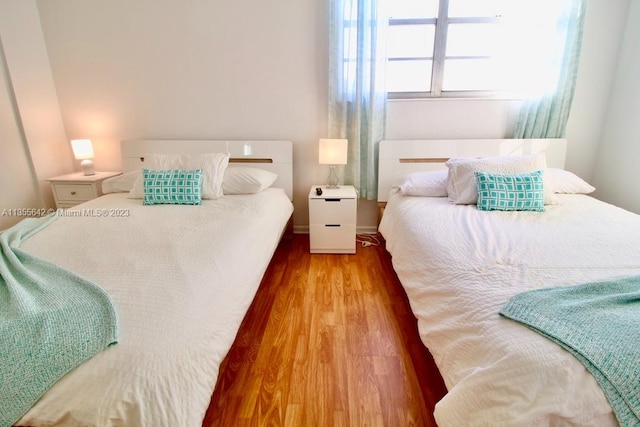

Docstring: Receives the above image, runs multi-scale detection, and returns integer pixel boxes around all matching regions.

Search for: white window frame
[387,0,504,99]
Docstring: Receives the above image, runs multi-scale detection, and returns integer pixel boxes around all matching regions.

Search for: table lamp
[319,138,348,188]
[71,139,95,176]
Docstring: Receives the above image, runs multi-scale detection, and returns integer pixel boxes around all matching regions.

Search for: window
[386,0,571,98]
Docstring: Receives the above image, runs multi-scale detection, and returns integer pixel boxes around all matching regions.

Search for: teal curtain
[513,0,587,138]
[328,0,387,200]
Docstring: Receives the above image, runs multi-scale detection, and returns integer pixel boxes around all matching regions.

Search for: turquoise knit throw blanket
[500,276,640,427]
[0,215,119,427]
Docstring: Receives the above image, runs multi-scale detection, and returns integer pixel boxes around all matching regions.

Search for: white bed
[12,140,293,426]
[377,139,640,426]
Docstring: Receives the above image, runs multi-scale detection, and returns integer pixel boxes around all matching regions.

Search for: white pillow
[395,170,447,197]
[445,153,557,205]
[222,167,278,194]
[547,168,595,194]
[128,153,229,199]
[102,171,137,193]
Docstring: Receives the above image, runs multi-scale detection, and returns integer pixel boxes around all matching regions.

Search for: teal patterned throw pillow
[142,169,203,205]
[475,170,545,212]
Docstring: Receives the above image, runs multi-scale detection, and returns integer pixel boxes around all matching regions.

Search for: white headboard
[377,138,567,202]
[121,140,293,200]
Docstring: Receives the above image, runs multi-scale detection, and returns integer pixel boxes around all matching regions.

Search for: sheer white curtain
[512,0,587,138]
[328,0,387,200]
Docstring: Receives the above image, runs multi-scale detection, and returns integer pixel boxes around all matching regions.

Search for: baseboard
[357,226,378,235]
[293,225,309,234]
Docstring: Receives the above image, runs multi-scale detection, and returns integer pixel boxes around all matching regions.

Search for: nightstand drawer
[53,184,95,202]
[309,198,356,225]
[309,224,356,253]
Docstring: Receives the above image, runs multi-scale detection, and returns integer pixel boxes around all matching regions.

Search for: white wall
[36,0,328,230]
[591,0,640,213]
[0,0,72,229]
[33,0,630,230]
[564,0,630,179]
[0,42,39,230]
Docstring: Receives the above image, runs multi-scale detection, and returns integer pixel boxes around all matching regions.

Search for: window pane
[387,25,435,59]
[448,0,508,18]
[446,23,502,57]
[385,0,573,97]
[343,29,357,59]
[386,60,432,92]
[442,59,499,91]
[343,61,357,85]
[388,0,438,19]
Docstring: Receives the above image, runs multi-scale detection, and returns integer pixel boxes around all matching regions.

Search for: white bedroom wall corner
[590,0,640,214]
[0,0,72,209]
[563,0,631,181]
[0,37,40,230]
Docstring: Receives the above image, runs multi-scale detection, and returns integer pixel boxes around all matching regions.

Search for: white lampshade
[70,139,95,176]
[318,139,348,165]
[71,139,94,160]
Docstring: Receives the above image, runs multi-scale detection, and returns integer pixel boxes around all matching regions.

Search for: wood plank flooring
[204,234,447,426]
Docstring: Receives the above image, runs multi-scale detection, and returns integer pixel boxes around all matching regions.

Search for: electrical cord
[356,233,380,248]
[351,186,380,247]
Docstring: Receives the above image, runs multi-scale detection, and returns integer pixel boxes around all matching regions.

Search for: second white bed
[380,192,640,426]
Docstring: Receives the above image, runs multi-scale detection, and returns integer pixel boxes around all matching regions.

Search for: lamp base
[325,165,340,189]
[80,159,95,176]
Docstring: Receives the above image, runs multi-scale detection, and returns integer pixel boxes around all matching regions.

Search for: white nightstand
[309,185,357,254]
[47,171,122,209]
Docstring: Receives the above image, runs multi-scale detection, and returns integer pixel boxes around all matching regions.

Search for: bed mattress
[379,193,640,426]
[15,189,292,427]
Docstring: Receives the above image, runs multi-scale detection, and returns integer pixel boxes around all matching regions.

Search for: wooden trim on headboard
[229,158,273,163]
[399,158,449,164]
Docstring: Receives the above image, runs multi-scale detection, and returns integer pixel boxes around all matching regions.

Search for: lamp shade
[318,139,348,165]
[71,139,94,160]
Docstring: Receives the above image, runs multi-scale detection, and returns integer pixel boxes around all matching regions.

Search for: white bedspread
[379,193,640,426]
[16,189,292,427]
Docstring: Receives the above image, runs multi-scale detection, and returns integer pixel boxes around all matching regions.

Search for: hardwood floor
[204,234,447,427]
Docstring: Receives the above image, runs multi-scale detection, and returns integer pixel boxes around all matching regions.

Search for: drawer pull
[325,198,341,202]
[70,191,77,195]
[325,224,341,227]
